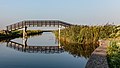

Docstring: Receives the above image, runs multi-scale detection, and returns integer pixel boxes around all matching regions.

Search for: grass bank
[54,24,114,44]
[0,30,43,40]
[54,24,120,67]
[107,38,120,68]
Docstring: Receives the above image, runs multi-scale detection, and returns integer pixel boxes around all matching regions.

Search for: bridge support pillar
[22,37,28,49]
[23,26,27,40]
[58,27,61,48]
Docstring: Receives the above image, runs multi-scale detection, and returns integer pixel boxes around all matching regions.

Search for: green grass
[0,30,42,39]
[107,40,120,68]
[54,24,114,44]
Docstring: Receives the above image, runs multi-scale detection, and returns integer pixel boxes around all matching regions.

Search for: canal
[0,32,98,68]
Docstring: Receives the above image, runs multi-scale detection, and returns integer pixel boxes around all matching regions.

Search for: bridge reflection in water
[6,40,64,54]
[6,39,98,58]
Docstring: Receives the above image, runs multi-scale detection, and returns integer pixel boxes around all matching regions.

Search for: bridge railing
[7,21,25,31]
[6,20,73,31]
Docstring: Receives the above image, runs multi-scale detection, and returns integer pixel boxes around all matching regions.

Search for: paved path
[85,40,109,68]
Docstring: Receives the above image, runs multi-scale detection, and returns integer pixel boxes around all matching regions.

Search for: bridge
[5,20,70,52]
[6,20,72,31]
[6,20,72,39]
[7,40,64,53]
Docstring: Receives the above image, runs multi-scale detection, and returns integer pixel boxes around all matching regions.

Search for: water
[0,32,97,68]
[11,32,58,46]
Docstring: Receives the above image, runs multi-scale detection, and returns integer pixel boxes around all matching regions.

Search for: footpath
[85,40,109,68]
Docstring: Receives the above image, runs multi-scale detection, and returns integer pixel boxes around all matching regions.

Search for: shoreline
[0,30,44,41]
[85,40,109,68]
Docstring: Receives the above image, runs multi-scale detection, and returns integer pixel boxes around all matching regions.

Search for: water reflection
[5,32,98,58]
[60,41,98,58]
[0,32,97,68]
[6,40,98,58]
[6,40,64,54]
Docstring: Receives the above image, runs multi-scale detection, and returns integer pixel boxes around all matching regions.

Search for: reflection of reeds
[60,41,99,58]
[54,24,115,58]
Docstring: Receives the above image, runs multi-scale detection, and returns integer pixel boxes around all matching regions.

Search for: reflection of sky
[0,32,89,68]
[0,43,88,68]
[1,0,120,29]
[11,32,58,46]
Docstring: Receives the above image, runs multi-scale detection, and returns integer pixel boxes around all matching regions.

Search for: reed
[54,24,114,44]
[107,40,120,68]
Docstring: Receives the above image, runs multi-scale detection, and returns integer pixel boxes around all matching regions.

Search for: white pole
[59,27,60,41]
[23,28,25,40]
[58,27,61,48]
[23,28,25,48]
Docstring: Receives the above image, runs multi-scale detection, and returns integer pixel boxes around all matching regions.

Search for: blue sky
[0,0,120,29]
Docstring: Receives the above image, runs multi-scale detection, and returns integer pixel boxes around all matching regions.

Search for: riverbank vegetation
[54,24,120,67]
[0,30,42,41]
[55,24,115,44]
[107,39,120,68]
[107,25,120,68]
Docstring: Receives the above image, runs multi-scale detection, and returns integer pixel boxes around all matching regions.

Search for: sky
[0,0,120,29]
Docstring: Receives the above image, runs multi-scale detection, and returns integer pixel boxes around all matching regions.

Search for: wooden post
[54,21,55,27]
[41,21,43,26]
[11,25,12,31]
[14,24,16,30]
[58,21,59,28]
[18,23,19,29]
[6,26,9,31]
[37,21,39,27]
[29,21,30,27]
[22,21,24,28]
[33,21,34,27]
[45,21,47,27]
[49,21,51,27]
[24,21,26,27]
